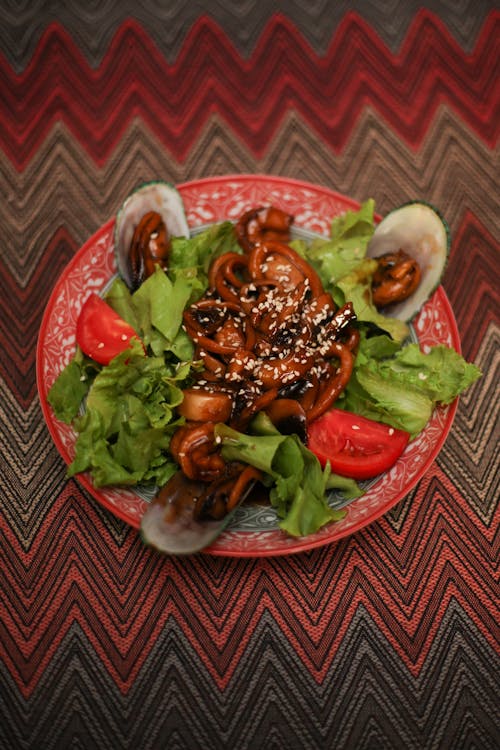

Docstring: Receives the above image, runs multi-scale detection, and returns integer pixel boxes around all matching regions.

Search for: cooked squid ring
[169,422,225,482]
[254,350,316,389]
[153,463,260,524]
[302,292,337,330]
[195,348,227,381]
[265,399,308,442]
[254,281,312,341]
[226,348,256,382]
[184,299,244,355]
[297,374,320,412]
[248,240,323,298]
[235,206,294,252]
[239,278,277,314]
[317,304,358,357]
[208,252,249,304]
[226,465,263,511]
[193,473,235,520]
[214,316,246,351]
[190,462,263,520]
[235,387,280,426]
[343,326,360,353]
[306,343,354,422]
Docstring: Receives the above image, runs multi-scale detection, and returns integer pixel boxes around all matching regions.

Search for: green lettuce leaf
[47,349,99,423]
[340,341,482,438]
[214,419,348,538]
[326,472,365,500]
[305,199,375,287]
[104,270,195,359]
[345,368,434,438]
[67,339,186,487]
[169,221,239,279]
[372,343,483,405]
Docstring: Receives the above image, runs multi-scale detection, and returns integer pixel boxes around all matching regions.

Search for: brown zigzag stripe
[360,472,498,582]
[0,108,498,288]
[2,473,498,699]
[3,467,497,630]
[0,229,77,407]
[1,601,498,749]
[0,398,58,506]
[0,454,69,550]
[444,213,500,358]
[0,1,496,72]
[0,379,45,450]
[381,485,419,534]
[439,325,500,522]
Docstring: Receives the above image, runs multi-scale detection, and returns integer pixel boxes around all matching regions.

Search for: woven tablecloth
[1,3,499,748]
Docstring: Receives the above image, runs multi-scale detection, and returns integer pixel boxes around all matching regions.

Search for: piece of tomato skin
[76,293,142,366]
[307,408,410,480]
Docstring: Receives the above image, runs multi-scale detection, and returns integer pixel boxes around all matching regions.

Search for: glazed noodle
[160,207,360,521]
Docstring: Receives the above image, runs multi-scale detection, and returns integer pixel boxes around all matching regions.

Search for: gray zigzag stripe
[1,604,498,749]
[0,1,496,72]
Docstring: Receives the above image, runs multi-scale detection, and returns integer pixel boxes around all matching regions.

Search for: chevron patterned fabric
[1,2,499,748]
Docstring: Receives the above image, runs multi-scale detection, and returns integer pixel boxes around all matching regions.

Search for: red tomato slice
[307,408,410,480]
[76,293,142,365]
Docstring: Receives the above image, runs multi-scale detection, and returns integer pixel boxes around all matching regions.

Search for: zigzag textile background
[1,2,499,748]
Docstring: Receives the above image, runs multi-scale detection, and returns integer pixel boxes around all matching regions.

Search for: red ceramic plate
[37,175,460,556]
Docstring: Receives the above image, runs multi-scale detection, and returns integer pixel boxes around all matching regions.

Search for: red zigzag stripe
[1,11,498,169]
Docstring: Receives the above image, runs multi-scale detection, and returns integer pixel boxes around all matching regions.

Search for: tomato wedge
[307,408,410,480]
[76,293,142,365]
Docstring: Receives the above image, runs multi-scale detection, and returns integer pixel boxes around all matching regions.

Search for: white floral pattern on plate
[37,175,460,556]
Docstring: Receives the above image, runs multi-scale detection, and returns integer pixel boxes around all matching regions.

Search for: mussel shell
[367,201,450,322]
[114,180,190,289]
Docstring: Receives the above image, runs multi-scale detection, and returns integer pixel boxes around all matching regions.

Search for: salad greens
[51,339,190,487]
[48,200,481,538]
[215,414,362,538]
[339,336,479,438]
